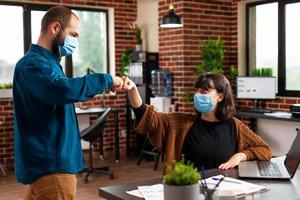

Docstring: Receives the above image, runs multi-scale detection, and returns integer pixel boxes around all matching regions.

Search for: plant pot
[0,89,12,98]
[164,182,204,200]
[135,44,142,51]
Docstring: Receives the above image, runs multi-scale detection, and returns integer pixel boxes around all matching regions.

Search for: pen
[212,177,242,184]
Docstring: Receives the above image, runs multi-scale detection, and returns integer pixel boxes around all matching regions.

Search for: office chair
[80,108,114,183]
[137,137,162,171]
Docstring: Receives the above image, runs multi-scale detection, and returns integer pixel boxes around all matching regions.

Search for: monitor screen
[236,76,276,99]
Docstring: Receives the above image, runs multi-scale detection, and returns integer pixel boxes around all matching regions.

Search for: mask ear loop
[53,23,64,58]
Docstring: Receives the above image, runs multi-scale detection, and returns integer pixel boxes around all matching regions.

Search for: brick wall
[158,0,236,112]
[0,0,137,169]
[158,0,300,113]
[1,0,300,169]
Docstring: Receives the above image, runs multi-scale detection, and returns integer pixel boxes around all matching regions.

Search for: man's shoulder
[16,51,50,70]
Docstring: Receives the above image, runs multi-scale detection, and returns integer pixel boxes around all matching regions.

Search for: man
[13,6,123,200]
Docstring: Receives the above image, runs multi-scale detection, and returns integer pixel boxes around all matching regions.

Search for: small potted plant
[163,156,201,200]
[129,23,143,51]
[0,83,13,98]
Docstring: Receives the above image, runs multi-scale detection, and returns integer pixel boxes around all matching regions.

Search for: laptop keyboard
[257,161,283,177]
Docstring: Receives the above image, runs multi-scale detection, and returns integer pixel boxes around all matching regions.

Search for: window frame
[246,0,300,97]
[0,1,110,78]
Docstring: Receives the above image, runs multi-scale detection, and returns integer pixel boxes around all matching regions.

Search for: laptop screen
[284,130,300,178]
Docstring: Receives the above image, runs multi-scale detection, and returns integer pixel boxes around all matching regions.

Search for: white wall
[136,0,159,52]
[257,119,298,156]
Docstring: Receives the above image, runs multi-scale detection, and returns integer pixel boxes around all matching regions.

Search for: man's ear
[49,22,60,35]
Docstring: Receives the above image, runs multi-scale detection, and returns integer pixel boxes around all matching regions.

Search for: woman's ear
[218,93,224,102]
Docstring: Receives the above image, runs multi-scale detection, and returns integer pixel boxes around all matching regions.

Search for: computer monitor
[236,76,276,110]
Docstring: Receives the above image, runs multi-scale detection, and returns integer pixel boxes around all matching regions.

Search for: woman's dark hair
[194,73,235,121]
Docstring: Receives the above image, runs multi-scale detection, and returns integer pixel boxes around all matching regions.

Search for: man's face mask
[53,24,78,57]
[193,93,215,113]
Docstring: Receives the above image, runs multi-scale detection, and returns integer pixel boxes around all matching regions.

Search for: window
[0,5,23,83]
[246,0,300,96]
[72,10,108,77]
[0,2,109,85]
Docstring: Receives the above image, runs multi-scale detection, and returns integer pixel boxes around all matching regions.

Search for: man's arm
[22,63,123,105]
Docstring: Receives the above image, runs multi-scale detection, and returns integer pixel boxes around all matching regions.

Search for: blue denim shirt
[13,44,113,184]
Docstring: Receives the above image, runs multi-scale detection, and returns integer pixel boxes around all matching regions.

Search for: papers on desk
[204,175,267,197]
[264,112,292,118]
[126,176,267,199]
[126,184,163,200]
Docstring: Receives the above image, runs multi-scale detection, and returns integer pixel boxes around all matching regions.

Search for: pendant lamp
[160,2,183,28]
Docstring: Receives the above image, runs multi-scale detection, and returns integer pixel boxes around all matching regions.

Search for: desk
[99,166,300,200]
[236,111,300,156]
[236,111,300,131]
[75,107,120,164]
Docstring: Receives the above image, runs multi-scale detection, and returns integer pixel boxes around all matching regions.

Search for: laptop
[238,129,300,179]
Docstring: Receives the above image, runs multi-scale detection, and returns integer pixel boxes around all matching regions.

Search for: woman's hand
[111,76,124,92]
[121,76,142,108]
[122,76,136,91]
[218,153,247,170]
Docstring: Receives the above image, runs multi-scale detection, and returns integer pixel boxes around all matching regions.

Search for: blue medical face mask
[54,24,78,57]
[193,93,215,113]
[59,34,78,57]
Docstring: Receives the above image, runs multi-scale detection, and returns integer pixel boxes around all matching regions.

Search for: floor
[0,154,162,200]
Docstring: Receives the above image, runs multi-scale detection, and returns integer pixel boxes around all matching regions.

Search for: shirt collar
[29,44,60,62]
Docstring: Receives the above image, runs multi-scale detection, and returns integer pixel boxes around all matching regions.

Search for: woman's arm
[122,77,168,152]
[218,118,272,170]
[234,118,272,160]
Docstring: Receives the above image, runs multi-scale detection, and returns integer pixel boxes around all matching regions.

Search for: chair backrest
[80,108,112,142]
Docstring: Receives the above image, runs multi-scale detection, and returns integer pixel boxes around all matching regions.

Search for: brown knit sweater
[134,105,272,173]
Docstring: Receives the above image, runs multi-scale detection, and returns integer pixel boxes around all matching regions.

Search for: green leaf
[163,155,201,186]
[195,38,225,75]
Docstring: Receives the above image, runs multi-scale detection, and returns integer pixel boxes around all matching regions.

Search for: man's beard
[51,31,63,60]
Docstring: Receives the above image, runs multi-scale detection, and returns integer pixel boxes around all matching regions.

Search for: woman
[122,73,272,172]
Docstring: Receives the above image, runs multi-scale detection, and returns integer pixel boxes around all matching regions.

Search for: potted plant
[195,38,225,75]
[0,83,13,98]
[120,49,133,77]
[163,156,201,200]
[183,38,226,102]
[129,23,143,51]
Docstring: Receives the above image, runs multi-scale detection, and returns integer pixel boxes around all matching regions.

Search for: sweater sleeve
[234,118,272,160]
[133,105,169,152]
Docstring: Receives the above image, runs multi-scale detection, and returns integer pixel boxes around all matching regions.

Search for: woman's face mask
[193,90,222,113]
[194,93,215,113]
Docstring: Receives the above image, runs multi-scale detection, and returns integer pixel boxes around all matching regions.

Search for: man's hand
[111,76,124,92]
[218,153,247,170]
[122,76,136,91]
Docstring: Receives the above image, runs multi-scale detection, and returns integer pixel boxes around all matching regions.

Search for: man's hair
[41,6,78,33]
[194,73,236,121]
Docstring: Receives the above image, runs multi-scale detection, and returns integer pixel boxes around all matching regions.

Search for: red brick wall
[0,0,137,169]
[0,99,14,167]
[2,0,300,169]
[158,0,236,112]
[158,0,300,113]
